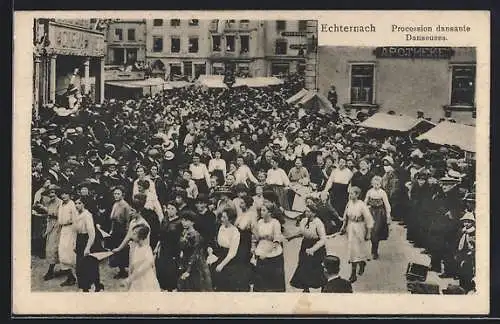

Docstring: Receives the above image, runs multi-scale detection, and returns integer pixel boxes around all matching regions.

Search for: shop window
[153,19,163,27]
[188,37,199,53]
[170,19,181,27]
[183,61,193,79]
[194,64,206,78]
[212,35,221,51]
[189,19,199,26]
[450,65,475,106]
[298,63,306,74]
[276,20,287,31]
[240,35,249,53]
[275,39,287,55]
[152,36,163,52]
[115,28,123,41]
[171,37,180,53]
[298,20,308,32]
[271,63,289,76]
[350,64,375,104]
[240,20,250,28]
[226,35,235,52]
[127,29,135,41]
[170,64,182,80]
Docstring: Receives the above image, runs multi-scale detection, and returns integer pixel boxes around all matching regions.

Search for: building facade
[145,19,212,80]
[33,18,106,113]
[144,19,317,80]
[318,46,477,125]
[105,20,147,66]
[104,20,147,82]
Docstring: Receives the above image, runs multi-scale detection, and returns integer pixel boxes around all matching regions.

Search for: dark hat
[47,184,61,192]
[47,135,61,146]
[179,209,198,223]
[195,193,209,204]
[59,185,73,195]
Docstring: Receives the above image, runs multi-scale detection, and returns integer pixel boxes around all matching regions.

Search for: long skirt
[58,224,76,270]
[194,179,209,195]
[369,205,389,242]
[271,185,291,211]
[347,221,371,263]
[178,257,213,292]
[75,233,102,290]
[109,229,129,268]
[290,238,327,289]
[155,249,180,291]
[211,169,225,186]
[210,248,251,292]
[32,214,47,257]
[45,218,61,264]
[253,253,286,292]
[330,183,349,217]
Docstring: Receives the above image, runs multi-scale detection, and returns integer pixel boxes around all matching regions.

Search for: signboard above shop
[290,44,307,50]
[281,31,308,37]
[47,21,105,57]
[374,47,454,59]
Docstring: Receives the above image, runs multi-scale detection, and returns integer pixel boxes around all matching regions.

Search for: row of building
[31,18,476,125]
[104,19,316,81]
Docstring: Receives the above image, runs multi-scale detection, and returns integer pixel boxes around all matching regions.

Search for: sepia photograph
[13,10,489,315]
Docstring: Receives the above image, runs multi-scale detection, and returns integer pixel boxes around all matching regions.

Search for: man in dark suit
[321,255,353,293]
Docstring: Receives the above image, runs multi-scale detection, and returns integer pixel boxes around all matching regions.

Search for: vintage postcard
[13,10,490,315]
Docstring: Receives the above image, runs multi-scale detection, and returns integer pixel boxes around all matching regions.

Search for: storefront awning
[106,78,192,90]
[359,113,435,132]
[286,88,309,104]
[195,75,227,88]
[416,121,476,152]
[195,75,284,88]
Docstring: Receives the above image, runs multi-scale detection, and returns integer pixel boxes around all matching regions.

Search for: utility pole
[305,20,318,91]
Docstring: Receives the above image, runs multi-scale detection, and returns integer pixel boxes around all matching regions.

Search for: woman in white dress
[122,224,161,292]
[340,186,374,283]
[252,200,286,292]
[112,194,151,276]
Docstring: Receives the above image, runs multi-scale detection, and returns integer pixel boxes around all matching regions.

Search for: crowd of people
[31,73,476,294]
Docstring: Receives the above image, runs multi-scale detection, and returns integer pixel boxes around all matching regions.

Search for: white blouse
[217,225,240,249]
[208,159,227,174]
[254,218,283,258]
[266,168,290,186]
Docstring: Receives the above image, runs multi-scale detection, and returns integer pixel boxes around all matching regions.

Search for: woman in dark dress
[364,176,392,259]
[155,202,183,291]
[210,207,251,292]
[177,210,213,291]
[73,196,105,292]
[350,159,373,201]
[290,202,327,292]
